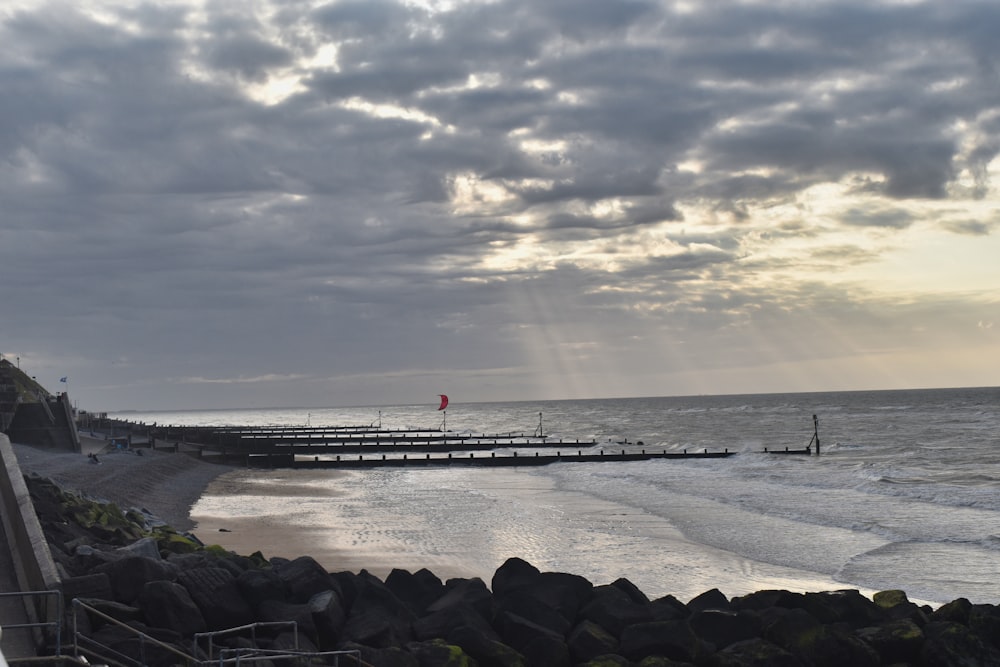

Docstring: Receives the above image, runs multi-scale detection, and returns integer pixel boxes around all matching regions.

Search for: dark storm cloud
[2,0,998,408]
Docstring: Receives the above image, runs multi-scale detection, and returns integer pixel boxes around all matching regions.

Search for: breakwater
[97,418,736,468]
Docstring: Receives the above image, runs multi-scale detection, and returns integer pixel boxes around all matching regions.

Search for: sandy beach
[11,439,234,533]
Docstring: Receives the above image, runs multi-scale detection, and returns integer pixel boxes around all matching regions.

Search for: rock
[237,567,288,608]
[178,567,255,631]
[781,624,879,667]
[257,599,319,645]
[854,618,924,664]
[138,580,208,637]
[799,590,884,628]
[89,622,190,666]
[98,555,178,604]
[406,638,478,666]
[60,573,115,604]
[930,597,973,625]
[114,536,162,560]
[494,589,571,637]
[340,575,417,648]
[448,625,526,667]
[872,589,927,624]
[341,640,420,667]
[578,655,632,667]
[567,619,619,663]
[309,589,348,649]
[708,637,802,667]
[610,577,650,604]
[649,594,690,622]
[386,567,446,615]
[427,577,495,622]
[921,620,1000,666]
[688,609,762,650]
[731,590,787,611]
[273,555,338,603]
[688,588,730,614]
[618,619,711,663]
[969,604,1000,650]
[494,612,570,667]
[491,557,541,597]
[759,607,820,650]
[532,571,594,623]
[579,585,654,637]
[76,599,144,627]
[413,603,498,643]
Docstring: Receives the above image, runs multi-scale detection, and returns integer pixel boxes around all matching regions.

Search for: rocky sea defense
[27,473,1000,667]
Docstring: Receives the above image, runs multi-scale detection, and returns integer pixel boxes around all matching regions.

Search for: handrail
[0,591,62,656]
[72,600,368,667]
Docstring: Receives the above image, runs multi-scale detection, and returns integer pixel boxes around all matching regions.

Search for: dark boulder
[610,577,650,604]
[494,590,571,637]
[800,590,884,628]
[98,555,178,604]
[921,620,1000,666]
[236,567,288,608]
[688,609,762,650]
[406,638,478,666]
[688,588,730,614]
[969,603,1000,650]
[448,624,526,667]
[708,638,803,667]
[273,555,337,603]
[758,607,820,650]
[930,597,973,625]
[413,603,498,642]
[854,618,924,664]
[137,580,208,637]
[309,589,348,650]
[731,590,788,612]
[494,612,570,667]
[567,619,619,663]
[178,567,255,630]
[341,640,419,667]
[872,589,928,625]
[491,557,541,597]
[579,584,654,637]
[340,575,417,648]
[649,594,690,621]
[257,599,318,646]
[60,573,115,604]
[531,571,594,623]
[88,622,190,666]
[386,568,446,615]
[619,619,711,663]
[780,623,879,667]
[428,577,495,622]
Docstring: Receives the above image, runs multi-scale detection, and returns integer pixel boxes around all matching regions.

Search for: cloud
[2,0,998,409]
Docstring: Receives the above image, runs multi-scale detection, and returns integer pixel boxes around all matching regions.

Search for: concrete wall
[0,434,61,649]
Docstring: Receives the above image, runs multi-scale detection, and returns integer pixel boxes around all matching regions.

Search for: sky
[2,0,999,411]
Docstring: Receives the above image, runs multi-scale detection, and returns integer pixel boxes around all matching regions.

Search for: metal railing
[72,600,365,667]
[0,590,62,656]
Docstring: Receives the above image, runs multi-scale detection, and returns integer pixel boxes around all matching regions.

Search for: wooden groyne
[94,418,736,468]
[248,447,735,469]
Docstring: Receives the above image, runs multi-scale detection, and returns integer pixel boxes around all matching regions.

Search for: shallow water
[119,387,1000,604]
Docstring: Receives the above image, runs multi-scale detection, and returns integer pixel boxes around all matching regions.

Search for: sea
[109,387,1000,606]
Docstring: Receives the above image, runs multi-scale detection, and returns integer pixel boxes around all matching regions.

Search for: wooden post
[813,414,820,455]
